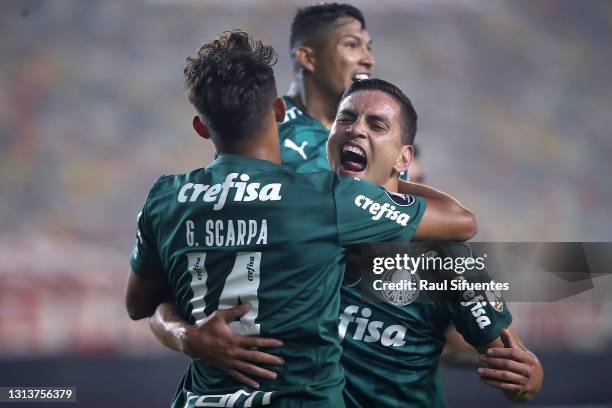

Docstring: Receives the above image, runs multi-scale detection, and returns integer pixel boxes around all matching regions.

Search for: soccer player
[126,31,476,408]
[281,3,425,183]
[279,3,374,172]
[327,79,543,406]
[278,12,540,403]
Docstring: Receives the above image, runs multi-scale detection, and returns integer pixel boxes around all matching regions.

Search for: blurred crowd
[0,0,611,355]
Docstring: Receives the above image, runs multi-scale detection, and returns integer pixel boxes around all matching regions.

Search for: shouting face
[327,90,411,187]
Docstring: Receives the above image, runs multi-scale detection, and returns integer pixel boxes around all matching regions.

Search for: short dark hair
[290,3,365,51]
[184,30,277,142]
[341,79,417,145]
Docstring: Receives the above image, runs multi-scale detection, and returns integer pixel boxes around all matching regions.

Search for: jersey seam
[132,176,167,282]
[147,176,167,252]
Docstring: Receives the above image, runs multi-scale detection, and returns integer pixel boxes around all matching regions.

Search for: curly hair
[184,30,278,142]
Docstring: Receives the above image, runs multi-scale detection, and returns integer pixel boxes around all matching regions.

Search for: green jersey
[340,243,513,408]
[130,154,426,408]
[278,96,331,173]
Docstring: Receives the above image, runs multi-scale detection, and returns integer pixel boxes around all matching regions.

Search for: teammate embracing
[125,31,476,408]
[141,4,541,406]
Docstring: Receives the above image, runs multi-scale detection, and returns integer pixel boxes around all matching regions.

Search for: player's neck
[218,142,281,165]
[287,80,338,130]
[383,176,400,193]
[216,122,281,165]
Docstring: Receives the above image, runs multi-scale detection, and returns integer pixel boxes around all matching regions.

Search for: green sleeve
[333,176,426,246]
[129,180,165,281]
[447,243,513,347]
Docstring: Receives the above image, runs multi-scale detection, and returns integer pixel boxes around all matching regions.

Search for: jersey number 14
[186,251,261,335]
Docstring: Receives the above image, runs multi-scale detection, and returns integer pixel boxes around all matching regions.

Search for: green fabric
[278,96,332,173]
[130,154,425,407]
[340,243,513,408]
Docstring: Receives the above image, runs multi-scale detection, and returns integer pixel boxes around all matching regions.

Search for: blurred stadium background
[1,0,611,406]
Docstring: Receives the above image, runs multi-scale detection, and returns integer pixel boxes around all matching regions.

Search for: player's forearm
[149,302,191,354]
[398,180,474,220]
[397,180,452,201]
[400,179,477,241]
[416,208,477,241]
[125,270,173,320]
[440,330,480,367]
[440,347,480,367]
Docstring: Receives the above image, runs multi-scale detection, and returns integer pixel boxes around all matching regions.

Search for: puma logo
[283,139,308,160]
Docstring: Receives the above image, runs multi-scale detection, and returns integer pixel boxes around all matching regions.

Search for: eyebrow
[341,34,373,46]
[338,110,390,126]
[338,109,357,118]
[367,114,390,125]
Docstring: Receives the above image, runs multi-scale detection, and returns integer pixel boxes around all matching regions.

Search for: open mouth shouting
[352,73,370,82]
[340,143,368,176]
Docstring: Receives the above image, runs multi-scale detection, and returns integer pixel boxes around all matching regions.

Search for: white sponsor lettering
[186,389,273,407]
[459,277,492,329]
[187,253,209,324]
[354,194,411,226]
[178,173,282,211]
[338,305,407,347]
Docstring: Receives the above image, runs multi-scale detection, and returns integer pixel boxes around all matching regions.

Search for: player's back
[132,154,425,407]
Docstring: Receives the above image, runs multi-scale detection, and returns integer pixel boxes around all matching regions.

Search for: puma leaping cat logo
[283,139,308,160]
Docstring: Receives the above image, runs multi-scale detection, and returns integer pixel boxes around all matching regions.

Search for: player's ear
[274,97,287,123]
[192,115,210,139]
[394,144,413,173]
[295,46,316,73]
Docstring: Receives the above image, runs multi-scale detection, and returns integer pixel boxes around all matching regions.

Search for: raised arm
[397,180,477,241]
